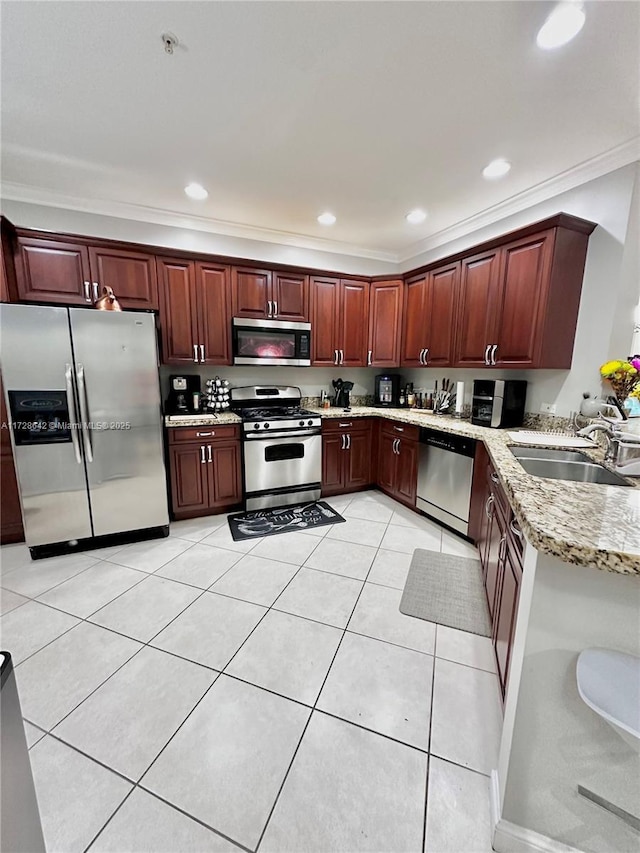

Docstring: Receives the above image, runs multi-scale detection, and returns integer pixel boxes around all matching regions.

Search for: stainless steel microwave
[232,318,312,367]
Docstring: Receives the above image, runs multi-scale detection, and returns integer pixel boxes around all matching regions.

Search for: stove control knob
[264,422,270,429]
[299,420,305,426]
[308,420,313,426]
[253,424,260,430]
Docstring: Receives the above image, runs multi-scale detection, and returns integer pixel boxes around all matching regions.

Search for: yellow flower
[600,360,624,377]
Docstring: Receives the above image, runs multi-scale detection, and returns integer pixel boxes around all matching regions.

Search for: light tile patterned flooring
[0,490,502,853]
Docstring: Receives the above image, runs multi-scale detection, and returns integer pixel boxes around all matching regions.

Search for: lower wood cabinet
[168,426,242,519]
[321,419,373,497]
[376,421,418,506]
[477,457,523,698]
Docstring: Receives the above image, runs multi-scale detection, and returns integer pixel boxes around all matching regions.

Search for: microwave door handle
[65,364,82,464]
[76,364,93,462]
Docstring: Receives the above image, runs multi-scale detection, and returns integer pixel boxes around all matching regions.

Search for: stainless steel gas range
[230,385,322,511]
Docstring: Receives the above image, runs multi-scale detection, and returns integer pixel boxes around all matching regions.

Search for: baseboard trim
[490,770,584,853]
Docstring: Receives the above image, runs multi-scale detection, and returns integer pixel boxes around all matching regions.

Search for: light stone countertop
[166,406,640,574]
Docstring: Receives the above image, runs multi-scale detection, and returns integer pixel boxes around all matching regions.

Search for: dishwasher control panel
[419,427,476,458]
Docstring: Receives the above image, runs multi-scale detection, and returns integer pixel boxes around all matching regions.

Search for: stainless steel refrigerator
[0,304,169,556]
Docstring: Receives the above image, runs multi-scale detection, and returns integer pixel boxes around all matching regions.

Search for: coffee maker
[166,375,202,414]
[375,374,401,407]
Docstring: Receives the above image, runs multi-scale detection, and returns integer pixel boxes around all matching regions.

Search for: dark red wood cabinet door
[272,272,309,322]
[311,277,340,366]
[484,498,506,623]
[231,267,271,318]
[400,274,427,367]
[454,250,502,367]
[17,238,91,305]
[424,263,459,367]
[339,279,369,366]
[169,444,209,514]
[88,247,158,310]
[209,442,242,507]
[494,548,521,694]
[321,433,345,495]
[345,426,373,490]
[395,439,418,506]
[157,258,198,365]
[494,232,553,367]
[368,280,403,367]
[376,432,397,494]
[196,262,231,365]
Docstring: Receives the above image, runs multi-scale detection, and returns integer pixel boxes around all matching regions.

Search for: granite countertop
[166,406,640,574]
[164,412,241,426]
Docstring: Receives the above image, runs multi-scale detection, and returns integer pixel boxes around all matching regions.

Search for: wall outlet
[540,402,557,415]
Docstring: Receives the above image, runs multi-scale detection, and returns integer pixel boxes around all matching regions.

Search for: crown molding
[398,137,640,266]
[2,136,638,271]
[0,182,398,264]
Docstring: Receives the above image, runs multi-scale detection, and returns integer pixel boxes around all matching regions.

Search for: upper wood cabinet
[401,262,459,368]
[231,266,309,321]
[87,246,158,310]
[453,249,502,367]
[14,235,159,309]
[158,257,231,366]
[310,277,370,366]
[368,279,403,367]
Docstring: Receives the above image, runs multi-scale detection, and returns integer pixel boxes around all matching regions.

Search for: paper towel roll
[455,381,465,414]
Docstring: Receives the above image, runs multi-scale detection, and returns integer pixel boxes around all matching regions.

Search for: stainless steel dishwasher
[416,428,476,536]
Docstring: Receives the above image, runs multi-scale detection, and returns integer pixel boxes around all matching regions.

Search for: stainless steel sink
[510,446,631,486]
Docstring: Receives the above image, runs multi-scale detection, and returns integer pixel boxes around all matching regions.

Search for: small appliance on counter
[375,374,401,407]
[471,379,527,428]
[166,375,202,414]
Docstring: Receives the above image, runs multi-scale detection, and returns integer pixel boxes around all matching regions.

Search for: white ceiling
[1,1,639,262]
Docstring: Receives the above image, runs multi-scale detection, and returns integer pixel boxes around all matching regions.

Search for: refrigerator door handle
[76,363,94,462]
[65,363,82,464]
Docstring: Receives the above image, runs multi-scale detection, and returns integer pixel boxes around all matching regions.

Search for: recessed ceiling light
[317,212,336,225]
[406,209,427,225]
[536,2,585,49]
[184,183,208,200]
[482,158,512,179]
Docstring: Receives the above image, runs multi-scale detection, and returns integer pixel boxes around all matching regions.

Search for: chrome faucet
[576,418,622,462]
[577,417,640,469]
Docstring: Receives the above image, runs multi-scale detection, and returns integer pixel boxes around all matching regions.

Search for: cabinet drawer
[322,418,372,433]
[168,425,240,444]
[380,420,419,442]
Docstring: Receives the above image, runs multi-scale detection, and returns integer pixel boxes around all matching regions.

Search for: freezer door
[0,304,92,545]
[68,309,169,536]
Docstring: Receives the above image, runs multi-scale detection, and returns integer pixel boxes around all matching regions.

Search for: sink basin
[510,447,594,463]
[510,451,631,487]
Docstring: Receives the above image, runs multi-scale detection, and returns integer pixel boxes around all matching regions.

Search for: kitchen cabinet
[494,537,522,691]
[321,419,373,496]
[368,279,403,367]
[376,421,419,506]
[231,267,308,321]
[158,257,231,365]
[168,425,242,519]
[311,277,370,366]
[453,250,502,367]
[15,235,159,309]
[401,262,459,367]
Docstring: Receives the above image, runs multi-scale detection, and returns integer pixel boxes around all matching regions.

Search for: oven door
[232,318,311,367]
[243,432,321,495]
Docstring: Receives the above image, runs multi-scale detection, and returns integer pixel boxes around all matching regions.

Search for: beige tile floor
[0,490,502,853]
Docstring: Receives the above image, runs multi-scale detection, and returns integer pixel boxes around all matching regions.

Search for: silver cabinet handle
[484,345,491,365]
[193,344,199,363]
[393,438,400,454]
[83,281,92,303]
[339,350,344,365]
[418,349,424,365]
[424,347,429,365]
[346,434,351,450]
[498,534,507,564]
[207,444,212,463]
[92,282,99,302]
[368,350,372,366]
[197,431,215,437]
[490,344,498,365]
[76,363,93,463]
[65,364,82,464]
[339,422,352,427]
[490,471,499,484]
[334,350,338,365]
[510,518,523,540]
[394,426,404,432]
[200,445,206,464]
[274,301,278,317]
[268,300,274,318]
[485,494,494,519]
[341,434,346,450]
[200,344,205,362]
